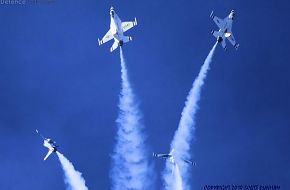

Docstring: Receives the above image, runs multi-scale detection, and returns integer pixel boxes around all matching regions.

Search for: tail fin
[43,150,53,161]
[169,149,175,155]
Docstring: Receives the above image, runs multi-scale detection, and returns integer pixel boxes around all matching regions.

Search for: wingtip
[210,10,214,18]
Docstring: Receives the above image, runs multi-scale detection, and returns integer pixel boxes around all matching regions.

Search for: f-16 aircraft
[210,10,239,50]
[153,149,196,166]
[98,6,137,52]
[36,129,58,161]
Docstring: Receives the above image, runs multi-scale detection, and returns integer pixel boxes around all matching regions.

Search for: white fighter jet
[98,6,137,52]
[210,10,239,50]
[153,149,196,166]
[36,129,58,161]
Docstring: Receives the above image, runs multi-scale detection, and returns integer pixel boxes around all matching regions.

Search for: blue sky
[0,0,289,189]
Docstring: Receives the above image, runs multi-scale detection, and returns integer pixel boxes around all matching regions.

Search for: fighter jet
[98,6,137,52]
[36,129,58,161]
[210,10,239,50]
[153,149,196,166]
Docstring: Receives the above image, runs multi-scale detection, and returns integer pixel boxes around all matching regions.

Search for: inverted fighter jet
[210,10,239,50]
[98,6,137,52]
[153,149,196,166]
[36,129,58,161]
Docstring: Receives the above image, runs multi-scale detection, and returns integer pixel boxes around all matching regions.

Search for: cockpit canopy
[229,10,235,19]
[110,7,115,17]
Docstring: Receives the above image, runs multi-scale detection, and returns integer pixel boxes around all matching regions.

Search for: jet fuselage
[43,138,57,152]
[110,8,124,46]
[217,12,234,42]
[210,10,239,50]
[98,7,136,52]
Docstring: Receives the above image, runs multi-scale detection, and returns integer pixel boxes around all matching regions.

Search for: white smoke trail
[110,47,152,190]
[56,152,89,190]
[163,42,218,190]
[173,165,183,190]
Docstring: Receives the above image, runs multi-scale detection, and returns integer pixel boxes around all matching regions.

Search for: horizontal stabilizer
[98,38,102,46]
[222,40,227,51]
[234,43,239,50]
[183,159,196,166]
[134,17,137,26]
[122,36,132,43]
[211,30,220,38]
[110,41,119,52]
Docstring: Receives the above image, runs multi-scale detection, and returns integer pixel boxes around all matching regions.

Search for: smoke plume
[173,164,183,190]
[110,47,153,190]
[56,152,89,190]
[163,43,218,190]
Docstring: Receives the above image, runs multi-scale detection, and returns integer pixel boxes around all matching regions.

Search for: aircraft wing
[210,11,226,28]
[183,159,196,166]
[214,16,224,28]
[43,150,53,161]
[157,154,170,157]
[227,34,239,49]
[36,129,45,140]
[153,153,170,158]
[98,29,113,46]
[121,18,137,33]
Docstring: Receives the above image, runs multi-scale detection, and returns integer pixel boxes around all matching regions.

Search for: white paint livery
[153,149,196,167]
[210,10,240,50]
[36,129,58,161]
[98,7,137,52]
